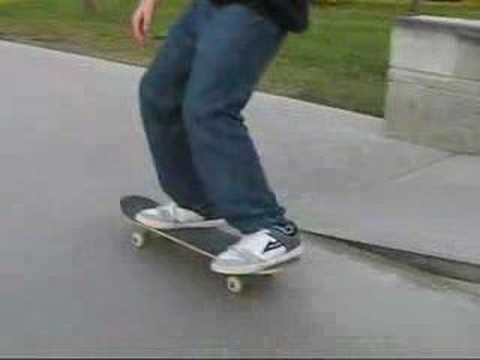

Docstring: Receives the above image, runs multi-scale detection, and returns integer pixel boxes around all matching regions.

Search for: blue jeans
[139,0,292,234]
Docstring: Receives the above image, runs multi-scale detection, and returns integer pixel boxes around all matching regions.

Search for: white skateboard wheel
[131,232,147,248]
[226,276,243,294]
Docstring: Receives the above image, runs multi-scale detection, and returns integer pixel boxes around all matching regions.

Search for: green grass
[0,0,479,116]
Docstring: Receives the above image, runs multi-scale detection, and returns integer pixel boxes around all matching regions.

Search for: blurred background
[1,0,479,117]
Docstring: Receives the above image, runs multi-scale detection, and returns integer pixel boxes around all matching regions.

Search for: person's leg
[182,3,293,234]
[139,1,214,216]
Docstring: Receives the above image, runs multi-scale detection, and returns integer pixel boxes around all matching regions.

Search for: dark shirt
[210,0,310,33]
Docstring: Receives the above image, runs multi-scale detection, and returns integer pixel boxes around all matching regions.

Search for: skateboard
[120,195,283,294]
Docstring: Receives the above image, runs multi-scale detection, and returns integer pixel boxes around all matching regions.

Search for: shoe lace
[159,202,180,221]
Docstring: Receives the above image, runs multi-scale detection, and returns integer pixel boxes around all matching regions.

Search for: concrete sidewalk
[2,40,480,356]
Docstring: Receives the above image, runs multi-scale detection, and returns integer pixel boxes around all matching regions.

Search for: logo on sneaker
[263,240,284,253]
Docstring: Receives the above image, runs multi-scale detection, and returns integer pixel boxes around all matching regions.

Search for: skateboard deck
[120,195,282,293]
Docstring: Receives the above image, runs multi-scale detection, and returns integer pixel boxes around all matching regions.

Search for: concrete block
[386,16,480,153]
[385,70,480,153]
[392,16,480,81]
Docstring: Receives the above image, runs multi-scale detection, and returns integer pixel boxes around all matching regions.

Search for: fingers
[142,0,156,41]
[132,0,158,47]
[143,12,152,36]
[132,9,145,46]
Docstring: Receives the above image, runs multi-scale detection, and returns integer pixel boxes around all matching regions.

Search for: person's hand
[132,0,160,46]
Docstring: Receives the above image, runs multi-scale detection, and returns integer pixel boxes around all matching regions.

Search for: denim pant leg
[182,4,290,233]
[139,3,213,215]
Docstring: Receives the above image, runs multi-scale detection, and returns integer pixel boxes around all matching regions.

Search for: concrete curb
[303,230,480,284]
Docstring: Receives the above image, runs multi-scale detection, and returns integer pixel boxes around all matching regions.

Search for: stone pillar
[385,16,480,154]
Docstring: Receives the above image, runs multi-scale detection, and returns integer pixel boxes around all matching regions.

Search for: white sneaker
[211,225,303,274]
[135,202,225,230]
